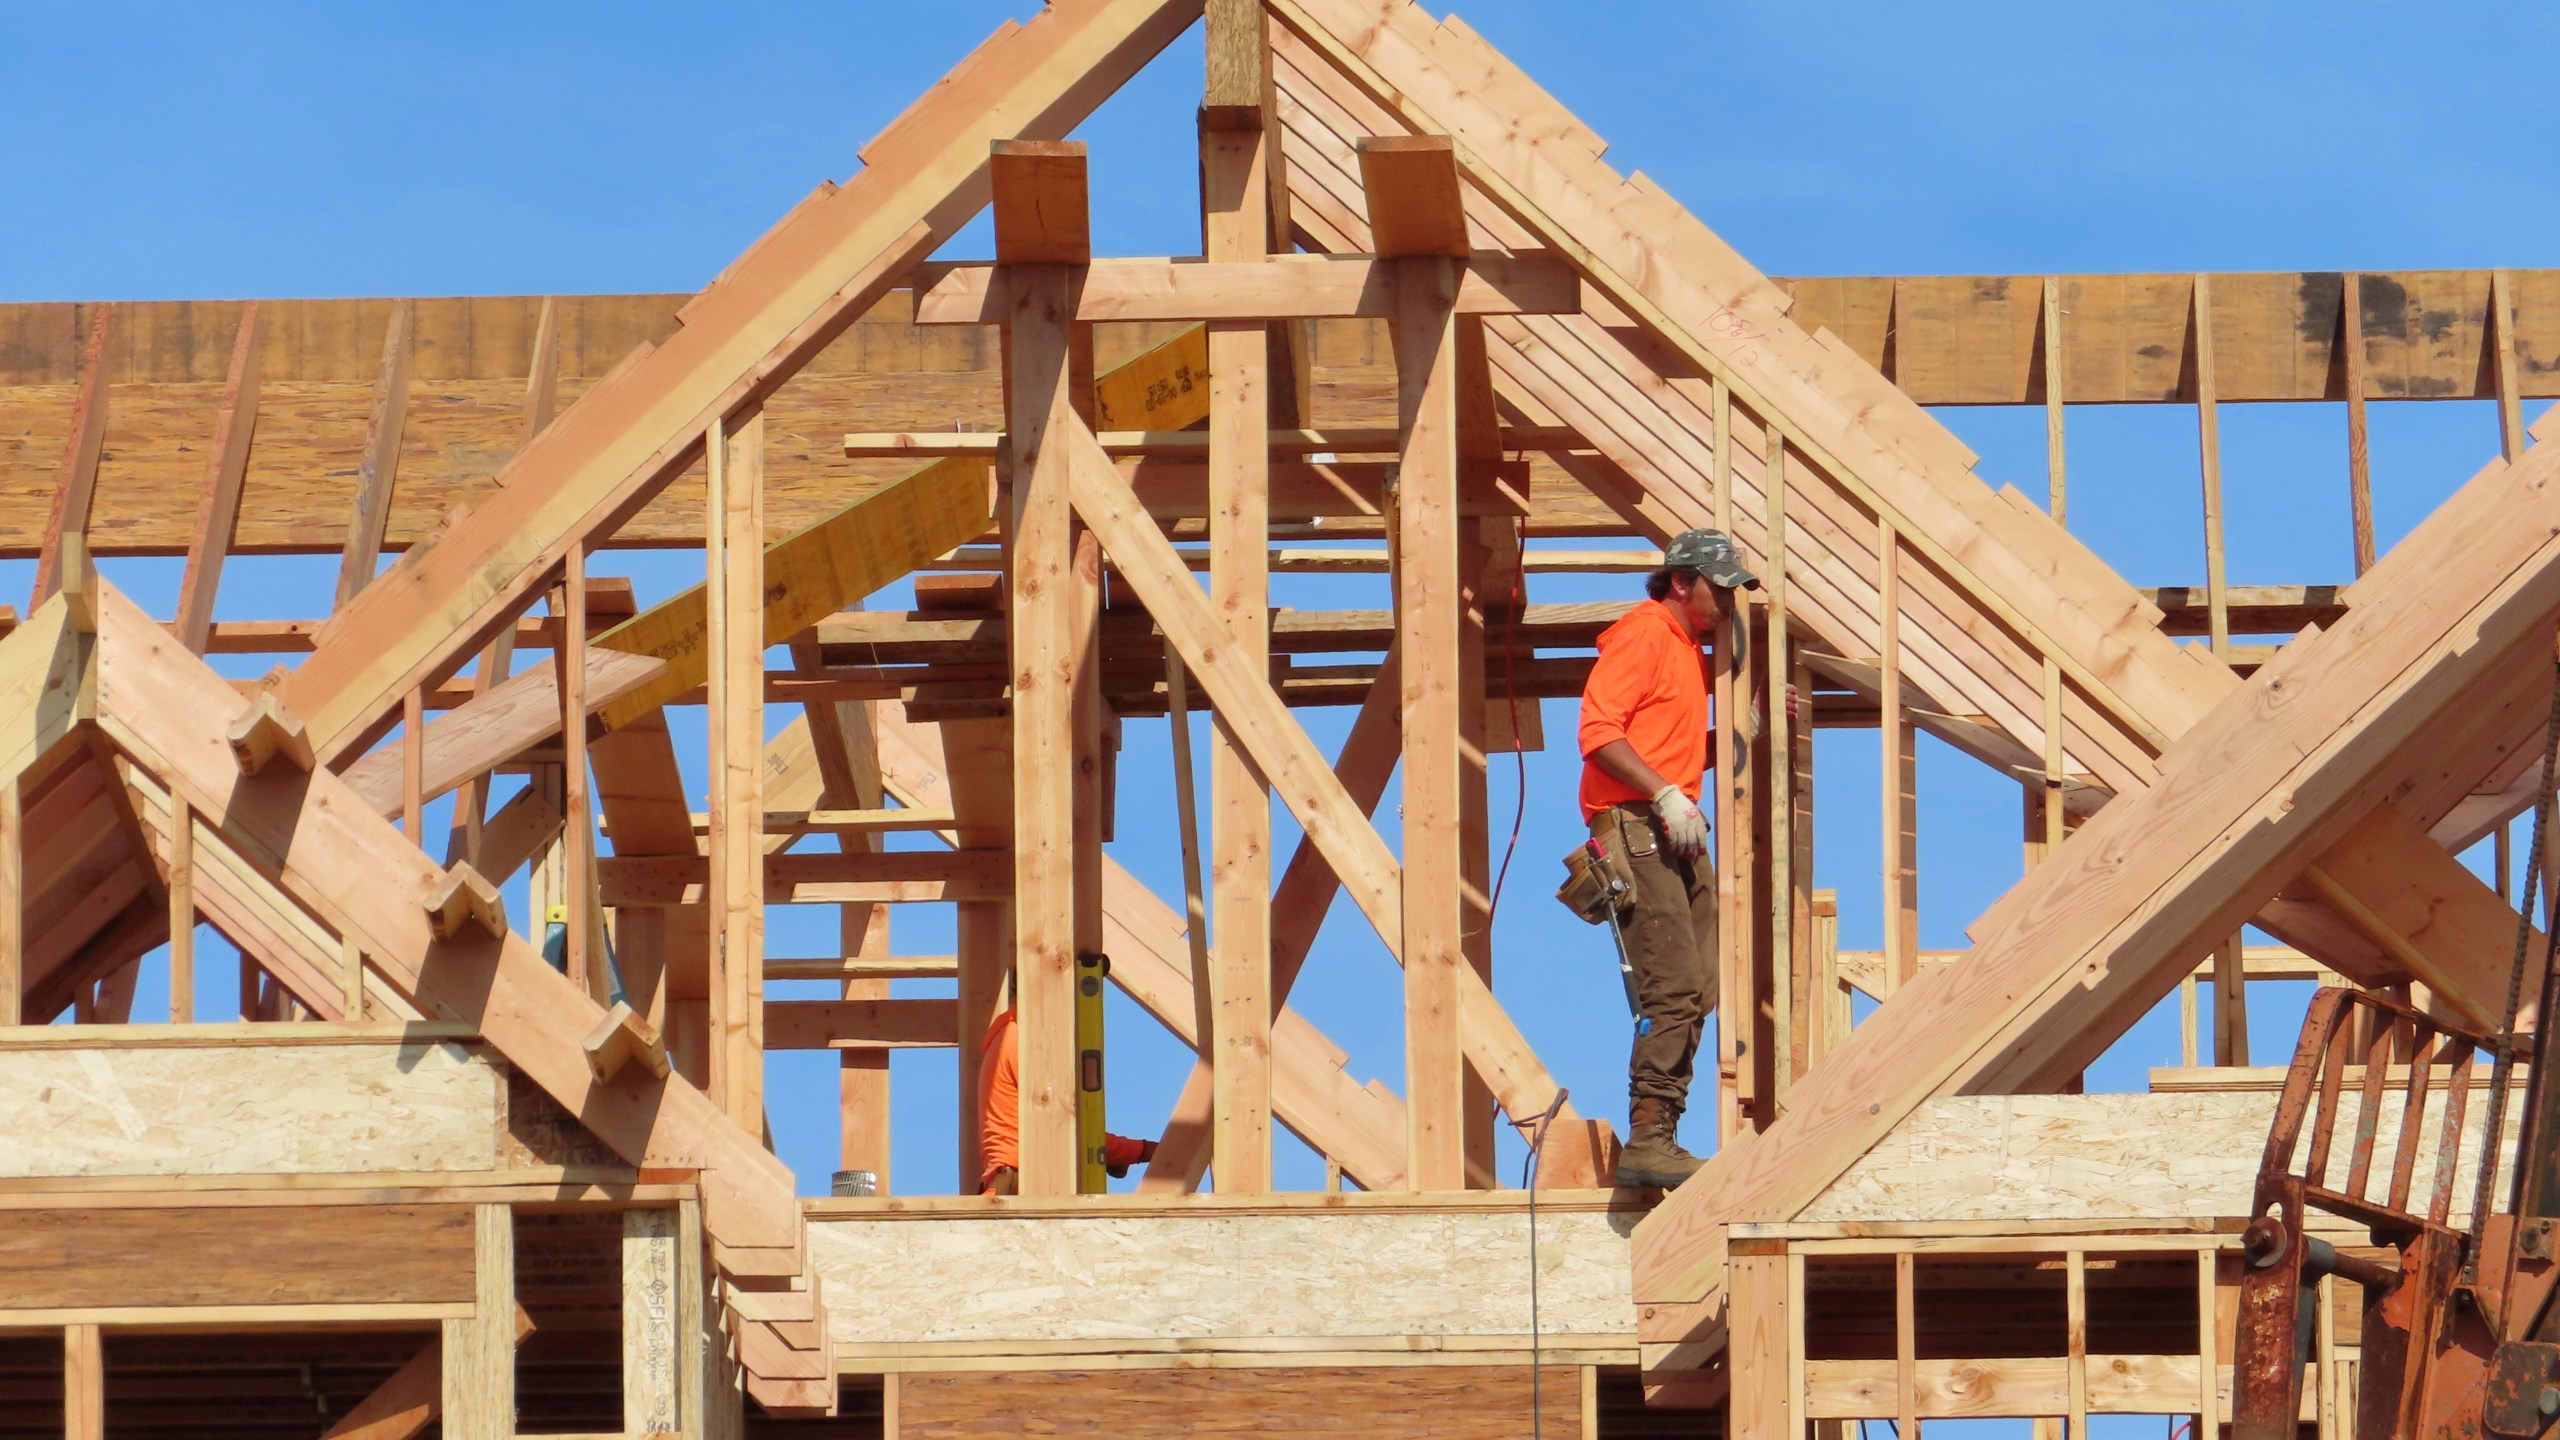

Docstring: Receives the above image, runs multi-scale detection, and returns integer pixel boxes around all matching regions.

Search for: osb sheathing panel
[898,1365,1581,1439]
[810,1209,1637,1347]
[0,1040,502,1177]
[1804,1091,2523,1223]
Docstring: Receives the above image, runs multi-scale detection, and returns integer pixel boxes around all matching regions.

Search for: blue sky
[6,3,2556,1207]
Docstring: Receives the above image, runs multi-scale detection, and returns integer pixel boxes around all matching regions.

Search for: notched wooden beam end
[423,860,506,943]
[583,1000,670,1085]
[226,692,317,776]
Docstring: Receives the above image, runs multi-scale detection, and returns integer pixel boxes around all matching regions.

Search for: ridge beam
[1356,135,1471,259]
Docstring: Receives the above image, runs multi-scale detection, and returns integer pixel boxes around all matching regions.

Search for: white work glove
[1650,784,1709,860]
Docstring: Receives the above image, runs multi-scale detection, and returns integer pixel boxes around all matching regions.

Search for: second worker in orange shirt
[1577,528,1762,1190]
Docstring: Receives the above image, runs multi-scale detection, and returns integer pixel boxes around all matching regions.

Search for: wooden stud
[1009,265,1085,1197]
[1167,643,1214,1099]
[2194,275,2231,658]
[2196,1250,2220,1440]
[335,299,416,609]
[2315,1274,2338,1440]
[1069,526,1108,1196]
[1789,651,1816,1081]
[560,545,593,987]
[439,1203,514,1440]
[1786,1251,1809,1440]
[2342,272,2376,576]
[424,862,506,944]
[340,935,364,1022]
[1879,522,1918,993]
[33,306,111,610]
[622,1209,680,1436]
[226,692,316,777]
[1713,380,1746,1136]
[2495,269,2528,462]
[2214,934,2249,1067]
[1205,113,1275,1192]
[167,795,194,1023]
[1765,428,1794,1087]
[2180,972,2200,1068]
[0,778,19,1028]
[1392,251,1468,1190]
[1728,1251,1789,1440]
[64,1323,103,1440]
[2066,1250,2089,1439]
[2044,277,2068,525]
[402,685,425,841]
[709,412,768,1132]
[2042,657,2066,854]
[175,302,263,654]
[1895,1251,1918,1440]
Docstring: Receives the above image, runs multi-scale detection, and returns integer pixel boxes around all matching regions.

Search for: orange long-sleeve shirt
[977,1006,1151,1190]
[1577,599,1713,821]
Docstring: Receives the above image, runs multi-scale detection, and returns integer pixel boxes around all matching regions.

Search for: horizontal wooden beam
[763,997,960,1050]
[843,425,1585,458]
[912,254,1580,324]
[597,849,1009,906]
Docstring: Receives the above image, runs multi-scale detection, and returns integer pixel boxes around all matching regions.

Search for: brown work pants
[1590,804,1721,1113]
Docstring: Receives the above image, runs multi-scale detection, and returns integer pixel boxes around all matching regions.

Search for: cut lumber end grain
[991,139,1092,266]
[226,691,317,777]
[424,861,507,943]
[584,1000,671,1085]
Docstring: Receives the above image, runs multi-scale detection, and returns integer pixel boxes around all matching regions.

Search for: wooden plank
[2197,1250,2219,1440]
[2344,273,2375,575]
[64,1323,101,1440]
[624,1208,681,1435]
[1206,116,1275,1194]
[174,301,263,654]
[560,550,590,989]
[1765,429,1795,1086]
[1358,136,1471,258]
[1727,1252,1788,1440]
[1879,525,1916,992]
[2043,277,2067,524]
[2495,269,2527,461]
[1009,264,1085,1198]
[335,298,416,608]
[440,1203,514,1440]
[0,778,17,1029]
[1394,252,1467,1190]
[337,646,665,818]
[2195,276,2230,657]
[32,307,110,609]
[2067,1249,2089,1440]
[270,0,1202,766]
[708,411,768,1129]
[0,1205,474,1308]
[991,141,1092,265]
[913,253,1583,324]
[765,998,960,1050]
[1894,1252,1917,1440]
[166,794,193,1022]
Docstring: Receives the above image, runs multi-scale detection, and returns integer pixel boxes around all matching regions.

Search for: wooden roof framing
[10,0,2560,1426]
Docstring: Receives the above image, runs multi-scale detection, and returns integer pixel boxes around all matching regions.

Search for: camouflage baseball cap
[1662,528,1760,589]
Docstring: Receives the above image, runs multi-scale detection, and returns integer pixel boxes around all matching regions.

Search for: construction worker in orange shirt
[976,1003,1157,1195]
[1577,528,1763,1190]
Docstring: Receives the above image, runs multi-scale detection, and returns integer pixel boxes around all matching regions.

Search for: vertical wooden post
[0,777,18,1027]
[1788,651,1815,1080]
[1203,103,1274,1193]
[2214,936,2249,1067]
[709,412,768,1132]
[2194,274,2231,659]
[622,1209,680,1436]
[441,1203,515,1440]
[1786,1251,1809,1440]
[64,1324,103,1440]
[1728,1249,1790,1440]
[2181,969,2201,1068]
[2044,276,2068,525]
[945,716,1013,1194]
[2342,273,2375,576]
[2042,658,2066,853]
[1894,1251,1918,1440]
[340,935,364,1021]
[2493,269,2527,462]
[1456,337,1503,1182]
[1392,252,1467,1192]
[2197,1249,2221,1440]
[840,905,894,1191]
[401,685,425,842]
[560,543,592,989]
[167,796,194,1023]
[1008,265,1084,1197]
[1712,380,1747,1138]
[1764,431,1794,1088]
[2066,1249,2089,1439]
[1879,523,1917,994]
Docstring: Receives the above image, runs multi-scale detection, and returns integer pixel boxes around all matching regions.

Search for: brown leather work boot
[1616,1097,1705,1189]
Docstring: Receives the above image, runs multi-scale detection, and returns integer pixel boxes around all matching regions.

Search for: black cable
[1525,1087,1569,1440]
